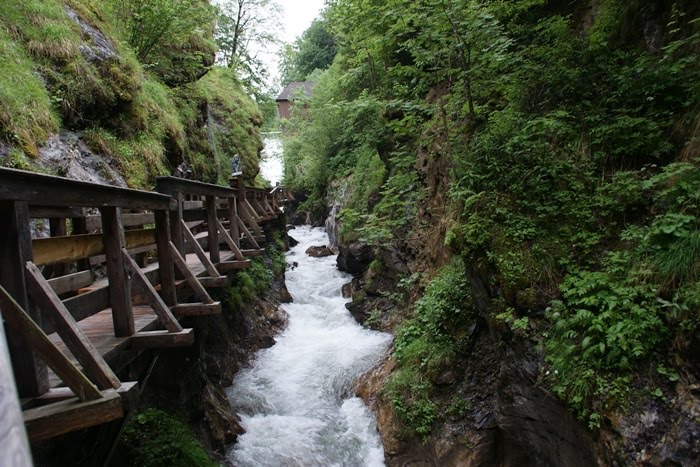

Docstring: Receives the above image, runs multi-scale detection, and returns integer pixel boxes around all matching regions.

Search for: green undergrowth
[120,408,217,467]
[283,0,700,437]
[386,258,476,439]
[223,232,286,313]
[0,0,263,188]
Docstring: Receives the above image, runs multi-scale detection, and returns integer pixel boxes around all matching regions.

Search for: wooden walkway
[0,167,294,461]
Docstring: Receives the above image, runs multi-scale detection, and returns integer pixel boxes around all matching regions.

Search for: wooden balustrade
[0,167,290,447]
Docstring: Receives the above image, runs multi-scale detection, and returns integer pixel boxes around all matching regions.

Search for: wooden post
[71,215,90,271]
[205,195,220,264]
[0,312,33,467]
[170,191,185,255]
[0,200,49,397]
[100,207,134,337]
[48,217,68,277]
[228,197,240,249]
[154,210,176,306]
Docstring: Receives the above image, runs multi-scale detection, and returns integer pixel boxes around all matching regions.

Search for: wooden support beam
[214,217,246,261]
[130,329,194,349]
[180,219,220,278]
[23,389,122,442]
[62,287,110,324]
[0,200,48,397]
[243,200,264,232]
[168,242,214,305]
[170,191,185,255]
[25,262,121,391]
[122,250,182,334]
[154,210,176,307]
[0,286,102,402]
[0,315,32,466]
[171,303,221,317]
[205,195,220,264]
[47,270,93,296]
[100,207,134,337]
[35,381,139,411]
[236,215,260,250]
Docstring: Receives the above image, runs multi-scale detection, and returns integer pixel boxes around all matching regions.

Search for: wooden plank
[47,270,93,296]
[35,381,138,410]
[0,167,173,210]
[180,219,220,278]
[130,329,194,349]
[171,303,221,317]
[0,315,32,467]
[205,195,220,264]
[25,262,121,391]
[154,210,176,306]
[33,229,155,266]
[122,249,182,333]
[216,260,251,272]
[215,217,246,261]
[85,212,155,232]
[198,277,229,288]
[0,200,48,397]
[100,207,133,337]
[62,287,110,323]
[170,191,185,256]
[168,242,214,305]
[23,389,122,441]
[242,249,264,257]
[0,286,102,401]
[28,206,83,219]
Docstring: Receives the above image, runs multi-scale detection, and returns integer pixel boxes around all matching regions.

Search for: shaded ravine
[226,226,392,466]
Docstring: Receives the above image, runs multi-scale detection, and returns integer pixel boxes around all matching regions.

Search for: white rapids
[226,226,392,467]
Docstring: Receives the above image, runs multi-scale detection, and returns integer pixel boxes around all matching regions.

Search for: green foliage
[280,0,699,434]
[386,259,475,438]
[120,409,217,467]
[280,17,337,85]
[108,0,214,62]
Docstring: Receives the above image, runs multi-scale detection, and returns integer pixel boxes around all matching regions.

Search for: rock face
[37,131,128,187]
[337,242,374,275]
[305,245,334,257]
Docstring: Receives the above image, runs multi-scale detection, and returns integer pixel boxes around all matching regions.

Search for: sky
[268,0,326,92]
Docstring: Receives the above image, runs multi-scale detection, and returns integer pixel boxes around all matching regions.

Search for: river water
[226,226,392,466]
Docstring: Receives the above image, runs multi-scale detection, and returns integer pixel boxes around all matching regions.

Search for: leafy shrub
[386,258,475,438]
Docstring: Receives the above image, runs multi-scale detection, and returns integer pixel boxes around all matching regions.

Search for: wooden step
[24,389,123,441]
[129,329,194,349]
[198,276,229,288]
[171,303,221,317]
[216,260,251,272]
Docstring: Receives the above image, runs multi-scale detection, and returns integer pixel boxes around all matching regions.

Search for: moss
[0,28,59,156]
[119,409,217,467]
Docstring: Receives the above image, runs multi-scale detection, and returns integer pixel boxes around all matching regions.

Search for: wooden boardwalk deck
[0,168,294,452]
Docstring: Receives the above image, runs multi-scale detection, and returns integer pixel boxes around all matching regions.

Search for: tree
[282,18,337,85]
[215,0,281,92]
[110,0,215,62]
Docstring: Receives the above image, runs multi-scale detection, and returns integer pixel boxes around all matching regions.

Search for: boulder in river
[305,245,333,257]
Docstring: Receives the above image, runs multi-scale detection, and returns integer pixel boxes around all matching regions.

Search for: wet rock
[37,131,127,186]
[288,235,299,247]
[341,282,353,299]
[65,7,118,63]
[337,242,374,275]
[325,202,341,249]
[279,283,293,303]
[305,245,333,257]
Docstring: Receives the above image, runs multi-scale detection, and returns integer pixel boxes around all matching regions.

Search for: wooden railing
[0,167,288,451]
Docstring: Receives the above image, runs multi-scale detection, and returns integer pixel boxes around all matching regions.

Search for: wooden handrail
[0,168,174,210]
[156,176,239,198]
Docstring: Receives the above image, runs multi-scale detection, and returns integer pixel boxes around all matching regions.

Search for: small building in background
[276,82,315,119]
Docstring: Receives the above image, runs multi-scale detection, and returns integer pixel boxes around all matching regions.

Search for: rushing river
[226,226,392,466]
